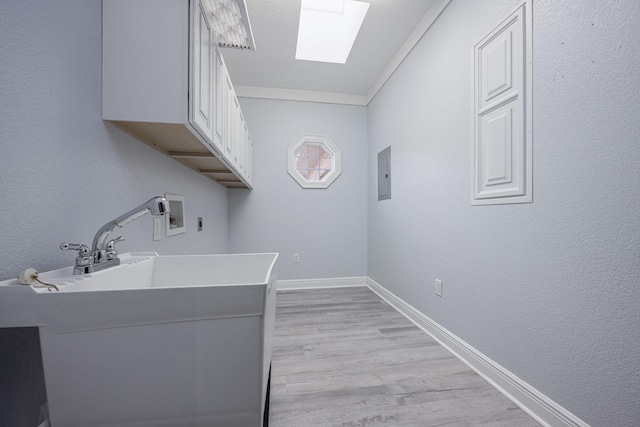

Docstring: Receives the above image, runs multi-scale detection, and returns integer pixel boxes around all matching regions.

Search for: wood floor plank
[269,287,539,427]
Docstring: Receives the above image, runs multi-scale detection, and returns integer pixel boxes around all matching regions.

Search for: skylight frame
[295,0,370,64]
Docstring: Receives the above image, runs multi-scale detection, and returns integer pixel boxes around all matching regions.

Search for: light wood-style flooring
[269,287,540,427]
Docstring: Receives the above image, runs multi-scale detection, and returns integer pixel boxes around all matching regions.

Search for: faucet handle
[60,243,93,268]
[106,236,125,250]
[60,243,90,256]
[105,236,124,261]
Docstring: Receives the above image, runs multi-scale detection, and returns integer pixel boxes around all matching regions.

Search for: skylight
[295,0,370,64]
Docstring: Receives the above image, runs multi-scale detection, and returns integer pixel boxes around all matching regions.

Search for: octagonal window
[288,134,342,188]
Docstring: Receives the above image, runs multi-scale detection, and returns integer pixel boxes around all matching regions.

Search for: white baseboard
[365,277,590,427]
[37,401,49,427]
[277,276,367,291]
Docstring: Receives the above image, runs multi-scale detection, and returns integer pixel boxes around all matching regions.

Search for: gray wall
[0,1,229,425]
[229,98,368,280]
[367,0,640,426]
[3,0,639,426]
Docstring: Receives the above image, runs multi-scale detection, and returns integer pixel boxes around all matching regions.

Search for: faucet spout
[91,196,170,253]
[62,196,170,275]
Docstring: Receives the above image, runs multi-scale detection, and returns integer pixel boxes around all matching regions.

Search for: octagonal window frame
[288,134,342,189]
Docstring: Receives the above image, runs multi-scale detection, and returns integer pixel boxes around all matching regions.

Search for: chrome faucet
[60,196,170,275]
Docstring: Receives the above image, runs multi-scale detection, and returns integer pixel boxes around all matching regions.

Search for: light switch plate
[153,218,162,241]
[435,279,442,297]
[378,146,391,201]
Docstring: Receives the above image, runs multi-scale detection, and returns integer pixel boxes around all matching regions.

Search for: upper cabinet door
[213,47,224,150]
[223,70,235,160]
[191,0,214,141]
[247,140,254,185]
[232,97,241,167]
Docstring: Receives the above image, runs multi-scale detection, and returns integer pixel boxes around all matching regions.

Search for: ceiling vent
[207,0,256,50]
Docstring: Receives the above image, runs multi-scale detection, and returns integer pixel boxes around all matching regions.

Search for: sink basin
[0,252,278,427]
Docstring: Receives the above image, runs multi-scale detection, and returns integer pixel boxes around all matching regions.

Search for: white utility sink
[0,252,278,427]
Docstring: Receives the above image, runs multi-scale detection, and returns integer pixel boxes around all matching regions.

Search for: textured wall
[3,0,639,425]
[229,98,368,280]
[367,0,640,425]
[0,1,229,425]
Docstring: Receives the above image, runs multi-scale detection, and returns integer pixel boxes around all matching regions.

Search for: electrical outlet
[435,279,442,297]
[153,218,162,241]
[293,253,300,263]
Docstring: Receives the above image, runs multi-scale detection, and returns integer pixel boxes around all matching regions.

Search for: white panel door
[477,100,526,198]
[191,0,214,141]
[472,2,532,205]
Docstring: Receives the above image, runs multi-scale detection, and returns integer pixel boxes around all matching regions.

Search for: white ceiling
[221,0,449,104]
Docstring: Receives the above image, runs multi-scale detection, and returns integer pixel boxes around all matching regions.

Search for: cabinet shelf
[110,120,247,188]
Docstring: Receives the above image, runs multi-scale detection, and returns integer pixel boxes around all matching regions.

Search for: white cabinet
[103,0,253,189]
[223,72,234,161]
[222,67,237,165]
[240,106,254,185]
[248,139,254,185]
[213,47,224,149]
[191,0,215,144]
[218,60,253,179]
[232,97,242,168]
